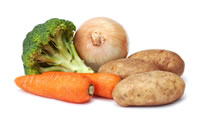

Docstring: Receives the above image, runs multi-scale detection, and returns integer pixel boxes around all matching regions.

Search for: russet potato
[112,71,185,107]
[128,49,185,76]
[98,58,159,79]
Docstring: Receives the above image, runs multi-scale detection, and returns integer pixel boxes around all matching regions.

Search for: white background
[0,0,200,118]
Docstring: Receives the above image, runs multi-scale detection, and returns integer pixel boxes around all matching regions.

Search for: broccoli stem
[37,54,57,63]
[55,30,72,60]
[59,39,94,73]
[43,43,57,56]
[40,66,71,73]
[37,30,94,73]
[61,60,94,73]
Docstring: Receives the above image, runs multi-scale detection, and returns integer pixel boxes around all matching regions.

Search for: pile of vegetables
[15,17,185,107]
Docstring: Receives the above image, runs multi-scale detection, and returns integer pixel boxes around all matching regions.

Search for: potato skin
[128,49,185,76]
[112,71,185,107]
[98,58,159,79]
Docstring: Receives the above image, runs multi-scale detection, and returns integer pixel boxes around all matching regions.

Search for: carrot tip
[88,84,94,96]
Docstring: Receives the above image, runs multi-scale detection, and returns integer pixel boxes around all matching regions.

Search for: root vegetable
[43,72,120,98]
[15,72,94,103]
[129,49,185,75]
[112,71,185,107]
[98,58,159,79]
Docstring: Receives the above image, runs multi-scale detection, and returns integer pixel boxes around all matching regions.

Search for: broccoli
[22,18,94,75]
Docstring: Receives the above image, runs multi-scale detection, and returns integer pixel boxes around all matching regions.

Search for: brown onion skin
[74,17,128,71]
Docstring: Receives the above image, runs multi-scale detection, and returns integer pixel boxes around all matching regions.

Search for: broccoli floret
[22,18,94,75]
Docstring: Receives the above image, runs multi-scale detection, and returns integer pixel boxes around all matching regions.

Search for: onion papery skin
[74,17,128,71]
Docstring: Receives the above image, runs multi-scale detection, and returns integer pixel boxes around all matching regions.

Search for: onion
[74,17,128,71]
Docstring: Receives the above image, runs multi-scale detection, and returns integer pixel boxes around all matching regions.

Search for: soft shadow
[112,95,187,108]
[181,75,188,83]
[92,96,114,101]
[16,89,94,105]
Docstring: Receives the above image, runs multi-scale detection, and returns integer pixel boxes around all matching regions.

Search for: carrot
[83,73,120,98]
[15,72,94,103]
[43,72,120,98]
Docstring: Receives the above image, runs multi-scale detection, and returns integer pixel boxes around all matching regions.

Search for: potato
[98,58,159,79]
[112,71,185,107]
[128,49,185,76]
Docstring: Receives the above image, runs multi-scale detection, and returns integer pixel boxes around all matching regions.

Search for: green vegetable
[22,18,94,75]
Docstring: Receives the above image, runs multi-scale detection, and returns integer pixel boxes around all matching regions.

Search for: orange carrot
[15,72,94,103]
[43,72,120,99]
[83,73,120,98]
